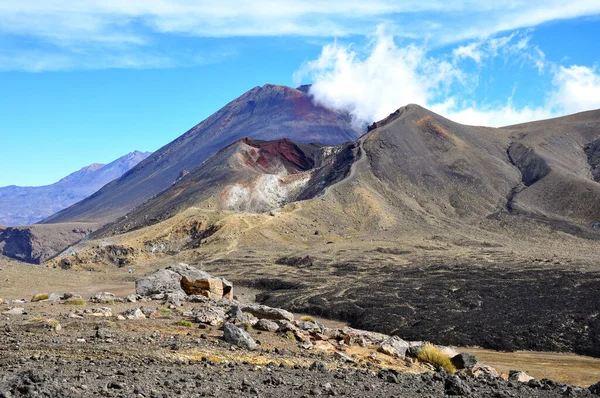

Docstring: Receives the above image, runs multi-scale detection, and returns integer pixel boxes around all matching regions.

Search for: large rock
[508,370,534,383]
[223,323,256,350]
[135,263,233,300]
[255,319,279,332]
[195,307,226,326]
[238,304,293,321]
[589,380,600,395]
[3,307,25,315]
[135,269,183,296]
[90,292,117,304]
[451,353,478,370]
[378,336,410,358]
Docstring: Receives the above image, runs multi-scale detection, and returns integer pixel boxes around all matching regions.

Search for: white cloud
[549,65,600,115]
[0,1,599,70]
[297,30,600,127]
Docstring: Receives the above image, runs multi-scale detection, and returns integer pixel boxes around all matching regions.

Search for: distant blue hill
[0,151,151,226]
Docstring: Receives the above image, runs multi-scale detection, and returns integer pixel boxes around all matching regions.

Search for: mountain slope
[84,104,600,245]
[500,109,600,227]
[42,84,359,225]
[51,105,600,358]
[0,151,151,226]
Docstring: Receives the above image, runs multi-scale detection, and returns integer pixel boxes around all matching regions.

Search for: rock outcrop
[136,263,233,300]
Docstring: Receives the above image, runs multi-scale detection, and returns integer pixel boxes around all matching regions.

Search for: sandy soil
[461,348,600,387]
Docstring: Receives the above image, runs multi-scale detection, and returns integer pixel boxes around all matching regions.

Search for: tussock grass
[65,298,86,306]
[46,319,60,328]
[31,293,49,302]
[300,315,313,322]
[176,320,193,327]
[417,343,456,374]
[158,307,171,313]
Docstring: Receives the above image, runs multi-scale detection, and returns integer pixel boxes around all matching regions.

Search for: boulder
[378,336,410,358]
[136,269,183,296]
[48,293,61,301]
[467,363,499,378]
[451,353,478,370]
[589,380,600,394]
[195,307,226,326]
[340,326,388,344]
[123,308,146,319]
[226,306,248,324]
[125,294,138,303]
[63,292,81,299]
[223,323,256,350]
[135,263,233,300]
[408,341,424,356]
[508,370,534,383]
[84,307,113,317]
[165,291,187,306]
[255,319,279,332]
[90,292,117,304]
[3,307,25,315]
[238,304,293,321]
[168,263,233,299]
[297,320,323,333]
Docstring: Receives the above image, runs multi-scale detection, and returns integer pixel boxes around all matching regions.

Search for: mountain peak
[41,84,360,224]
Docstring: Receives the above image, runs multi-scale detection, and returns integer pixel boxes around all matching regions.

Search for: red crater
[242,137,318,173]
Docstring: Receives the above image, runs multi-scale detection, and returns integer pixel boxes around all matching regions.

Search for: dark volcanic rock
[507,142,550,186]
[584,138,600,182]
[258,263,600,357]
[452,353,478,370]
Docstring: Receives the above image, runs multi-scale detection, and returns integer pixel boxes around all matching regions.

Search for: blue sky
[1,1,600,187]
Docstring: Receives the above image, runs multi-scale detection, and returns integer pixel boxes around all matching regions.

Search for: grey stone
[451,352,478,370]
[378,336,410,358]
[195,307,226,326]
[90,292,117,303]
[508,370,534,383]
[255,319,279,332]
[135,269,183,296]
[226,306,248,324]
[3,308,24,315]
[238,304,294,321]
[123,308,145,319]
[223,322,256,350]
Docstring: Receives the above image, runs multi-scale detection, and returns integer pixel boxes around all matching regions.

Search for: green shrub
[176,320,193,327]
[416,343,456,374]
[158,307,171,313]
[64,298,86,306]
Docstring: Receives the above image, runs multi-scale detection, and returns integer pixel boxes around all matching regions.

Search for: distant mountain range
[0,150,151,226]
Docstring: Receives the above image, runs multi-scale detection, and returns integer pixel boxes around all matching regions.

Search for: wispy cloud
[296,29,600,127]
[1,1,600,71]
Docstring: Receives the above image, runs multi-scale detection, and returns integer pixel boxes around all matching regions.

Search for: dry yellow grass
[64,298,86,306]
[417,343,456,374]
[31,293,49,302]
